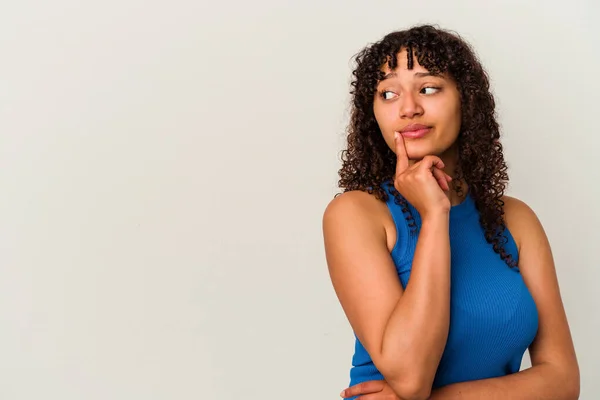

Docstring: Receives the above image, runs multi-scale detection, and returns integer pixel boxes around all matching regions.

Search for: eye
[380,90,397,100]
[421,87,441,95]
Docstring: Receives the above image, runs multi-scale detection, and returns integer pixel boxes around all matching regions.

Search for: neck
[448,181,469,206]
[443,147,468,206]
[438,143,460,178]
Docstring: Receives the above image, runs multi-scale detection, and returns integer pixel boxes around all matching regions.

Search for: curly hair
[337,24,516,268]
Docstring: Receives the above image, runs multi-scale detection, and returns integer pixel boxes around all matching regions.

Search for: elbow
[388,378,431,400]
[565,372,580,400]
[381,367,432,400]
[558,363,580,400]
[376,351,436,400]
[545,361,579,400]
[569,388,580,400]
[401,386,431,400]
[563,381,579,400]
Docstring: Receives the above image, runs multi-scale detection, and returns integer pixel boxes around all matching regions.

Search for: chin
[407,148,439,161]
[405,141,449,160]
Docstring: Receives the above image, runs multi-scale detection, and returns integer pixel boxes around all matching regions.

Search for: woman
[322,25,579,400]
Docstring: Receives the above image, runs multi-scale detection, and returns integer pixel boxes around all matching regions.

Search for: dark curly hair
[337,24,516,268]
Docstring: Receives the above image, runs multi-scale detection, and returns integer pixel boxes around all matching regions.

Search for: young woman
[322,25,579,400]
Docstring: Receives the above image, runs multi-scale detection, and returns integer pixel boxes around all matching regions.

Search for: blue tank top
[347,181,539,397]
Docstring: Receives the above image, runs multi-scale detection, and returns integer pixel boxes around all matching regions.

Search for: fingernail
[340,390,345,397]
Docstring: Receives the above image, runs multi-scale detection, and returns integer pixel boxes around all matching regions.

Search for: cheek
[450,95,462,125]
[437,99,461,134]
[374,111,395,137]
[373,109,396,149]
[451,108,462,136]
[373,106,392,128]
[446,107,461,129]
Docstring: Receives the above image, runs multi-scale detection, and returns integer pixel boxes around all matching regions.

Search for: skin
[374,49,463,188]
[339,195,580,400]
[324,50,579,400]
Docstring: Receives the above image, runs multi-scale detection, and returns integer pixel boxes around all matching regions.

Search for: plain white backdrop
[0,0,598,399]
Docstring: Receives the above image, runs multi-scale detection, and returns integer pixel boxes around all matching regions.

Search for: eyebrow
[381,71,439,81]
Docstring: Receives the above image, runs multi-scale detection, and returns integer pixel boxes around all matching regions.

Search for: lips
[398,124,432,139]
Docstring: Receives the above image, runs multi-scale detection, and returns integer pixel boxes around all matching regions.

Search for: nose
[399,92,423,119]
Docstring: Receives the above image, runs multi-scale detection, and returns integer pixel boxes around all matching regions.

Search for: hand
[340,379,400,399]
[393,132,452,218]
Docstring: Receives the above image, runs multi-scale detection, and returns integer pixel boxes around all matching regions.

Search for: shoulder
[501,195,540,227]
[324,190,385,217]
[323,190,396,251]
[323,190,387,232]
[501,194,547,257]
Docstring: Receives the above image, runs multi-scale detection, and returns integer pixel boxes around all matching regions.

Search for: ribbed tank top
[347,181,539,397]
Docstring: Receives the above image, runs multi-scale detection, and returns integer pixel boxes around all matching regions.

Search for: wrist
[421,208,450,223]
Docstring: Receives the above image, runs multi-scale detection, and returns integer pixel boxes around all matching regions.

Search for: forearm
[381,212,451,396]
[428,363,579,400]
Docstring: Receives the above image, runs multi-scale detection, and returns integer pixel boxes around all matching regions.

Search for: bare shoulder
[323,190,395,251]
[502,194,538,223]
[501,195,545,252]
[323,190,386,222]
[502,194,557,285]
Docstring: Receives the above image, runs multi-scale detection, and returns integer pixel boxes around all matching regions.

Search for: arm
[323,191,450,400]
[428,196,580,400]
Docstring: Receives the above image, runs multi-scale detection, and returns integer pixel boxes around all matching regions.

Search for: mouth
[397,124,432,139]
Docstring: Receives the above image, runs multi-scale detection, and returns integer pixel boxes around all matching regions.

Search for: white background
[0,0,598,399]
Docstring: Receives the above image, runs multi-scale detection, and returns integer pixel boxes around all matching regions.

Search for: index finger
[394,131,409,175]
